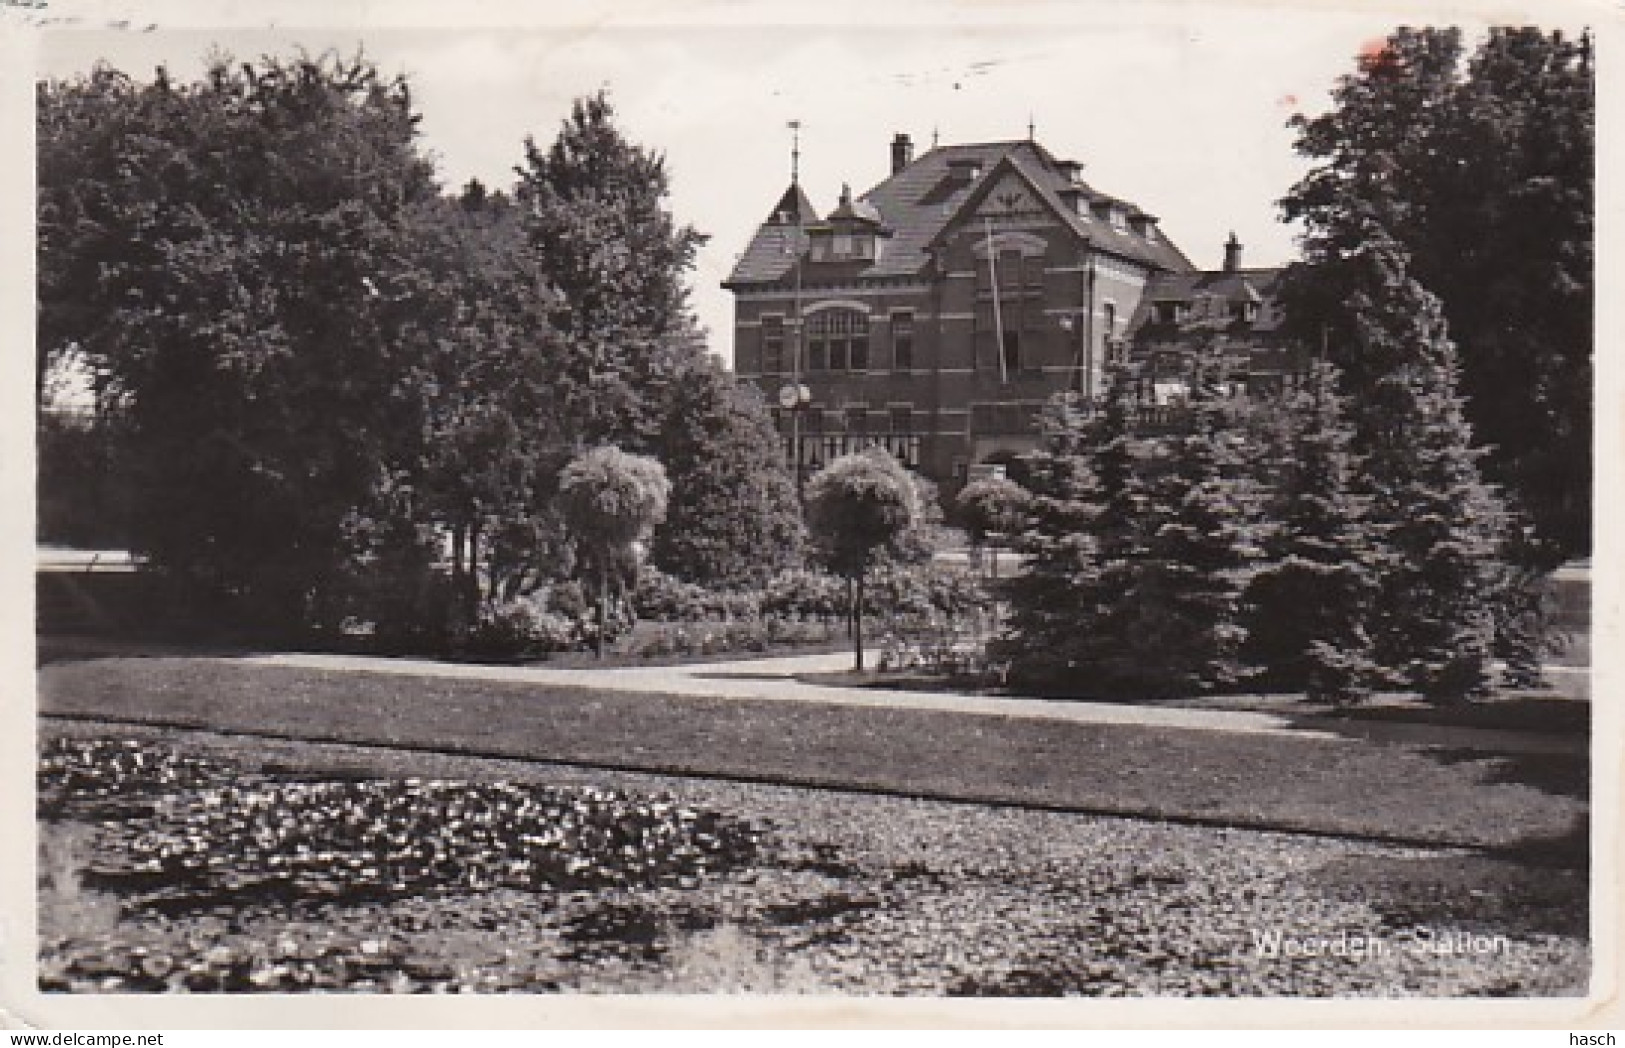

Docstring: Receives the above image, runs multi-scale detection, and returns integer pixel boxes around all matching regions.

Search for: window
[1002,330,1022,376]
[761,315,785,374]
[807,309,870,373]
[833,233,852,257]
[891,312,915,371]
[999,249,1023,289]
[850,328,869,371]
[890,407,913,433]
[1155,301,1181,324]
[1024,255,1045,288]
[1101,302,1117,340]
[976,301,1034,372]
[847,407,867,435]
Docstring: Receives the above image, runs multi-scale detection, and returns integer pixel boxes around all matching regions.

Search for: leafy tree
[1281,26,1593,564]
[36,52,437,628]
[804,449,918,670]
[1240,361,1380,702]
[390,182,573,630]
[515,91,708,451]
[37,408,134,549]
[558,446,671,658]
[650,360,802,588]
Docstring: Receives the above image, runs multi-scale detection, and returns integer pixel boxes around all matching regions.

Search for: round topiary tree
[804,448,918,670]
[558,446,671,658]
[956,473,1029,578]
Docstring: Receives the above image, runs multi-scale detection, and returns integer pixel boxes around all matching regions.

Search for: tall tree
[650,360,803,588]
[515,91,708,451]
[1343,236,1506,700]
[1105,402,1261,697]
[36,52,438,626]
[391,182,573,628]
[1240,361,1380,702]
[1281,27,1593,563]
[1001,380,1261,699]
[996,387,1135,691]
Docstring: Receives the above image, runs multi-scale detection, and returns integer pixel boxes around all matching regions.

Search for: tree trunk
[854,572,865,672]
[597,560,609,660]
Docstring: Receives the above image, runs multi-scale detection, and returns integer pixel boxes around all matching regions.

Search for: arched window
[807,309,871,372]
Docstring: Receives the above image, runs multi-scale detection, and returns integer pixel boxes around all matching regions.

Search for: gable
[973,173,1051,223]
[929,158,1073,248]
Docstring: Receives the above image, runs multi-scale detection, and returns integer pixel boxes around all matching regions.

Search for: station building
[724,133,1297,488]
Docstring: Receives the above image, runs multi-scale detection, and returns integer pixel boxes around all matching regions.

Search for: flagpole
[985,218,1007,384]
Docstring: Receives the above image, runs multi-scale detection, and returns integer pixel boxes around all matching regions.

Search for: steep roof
[725,139,1194,288]
[1127,266,1290,337]
[769,183,819,227]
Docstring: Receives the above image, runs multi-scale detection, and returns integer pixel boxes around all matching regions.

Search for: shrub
[462,596,581,662]
[762,569,849,622]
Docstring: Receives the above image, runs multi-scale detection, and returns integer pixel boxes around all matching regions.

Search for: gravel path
[39,723,1590,997]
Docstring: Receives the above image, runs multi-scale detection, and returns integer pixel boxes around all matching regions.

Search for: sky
[30,1,1597,367]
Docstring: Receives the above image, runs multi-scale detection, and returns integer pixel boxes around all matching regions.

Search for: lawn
[806,668,1591,735]
[38,655,1587,858]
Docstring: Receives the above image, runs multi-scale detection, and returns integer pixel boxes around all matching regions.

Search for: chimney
[1224,231,1243,273]
[891,132,914,175]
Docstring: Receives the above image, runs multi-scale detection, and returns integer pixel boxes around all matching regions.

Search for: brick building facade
[725,134,1296,489]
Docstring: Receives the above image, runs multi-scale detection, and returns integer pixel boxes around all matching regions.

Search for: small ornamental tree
[1241,361,1381,703]
[558,447,671,657]
[804,449,918,670]
[956,474,1029,577]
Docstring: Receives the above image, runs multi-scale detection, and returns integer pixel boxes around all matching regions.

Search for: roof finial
[931,125,940,149]
[1027,114,1035,141]
[788,119,802,186]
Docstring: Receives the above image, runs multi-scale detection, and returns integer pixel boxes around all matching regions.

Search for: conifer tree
[1241,361,1380,702]
[1101,399,1260,697]
[1281,27,1593,562]
[1346,236,1506,701]
[996,386,1137,693]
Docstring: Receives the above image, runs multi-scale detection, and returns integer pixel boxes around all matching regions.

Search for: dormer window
[1155,301,1182,324]
[810,182,890,264]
